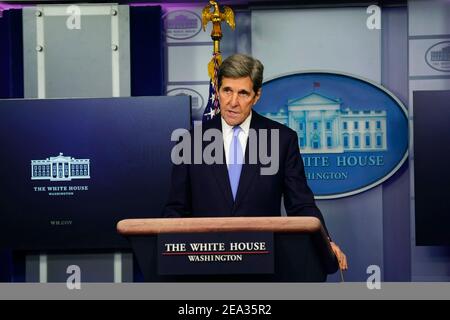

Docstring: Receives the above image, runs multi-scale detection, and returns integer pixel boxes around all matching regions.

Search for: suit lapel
[207,116,234,207]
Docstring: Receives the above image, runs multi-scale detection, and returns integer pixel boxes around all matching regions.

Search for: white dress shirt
[221,112,252,166]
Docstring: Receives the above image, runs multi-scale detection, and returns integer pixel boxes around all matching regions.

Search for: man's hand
[330,241,348,271]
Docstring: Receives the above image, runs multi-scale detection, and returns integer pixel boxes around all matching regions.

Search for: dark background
[413,91,450,246]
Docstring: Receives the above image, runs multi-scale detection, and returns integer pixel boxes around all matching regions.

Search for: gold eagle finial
[202,1,236,81]
[202,0,235,41]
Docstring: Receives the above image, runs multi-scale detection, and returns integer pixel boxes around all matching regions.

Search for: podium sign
[117,217,338,282]
[158,233,274,275]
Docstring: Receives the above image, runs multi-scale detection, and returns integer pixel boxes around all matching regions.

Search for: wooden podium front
[117,216,339,282]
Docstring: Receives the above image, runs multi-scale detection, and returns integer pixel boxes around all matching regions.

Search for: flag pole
[201,1,235,122]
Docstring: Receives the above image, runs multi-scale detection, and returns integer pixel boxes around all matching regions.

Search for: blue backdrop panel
[414,90,450,246]
[0,96,190,250]
[130,6,164,96]
[0,9,23,99]
[0,8,23,282]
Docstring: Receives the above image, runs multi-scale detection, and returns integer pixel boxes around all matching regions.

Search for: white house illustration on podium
[263,92,387,154]
[31,153,90,182]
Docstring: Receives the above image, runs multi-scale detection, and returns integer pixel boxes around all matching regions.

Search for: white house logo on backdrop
[167,88,205,115]
[31,153,90,182]
[255,72,409,199]
[264,92,387,154]
[164,10,202,40]
[425,41,450,72]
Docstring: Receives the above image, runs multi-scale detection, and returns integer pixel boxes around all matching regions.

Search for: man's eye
[239,92,249,98]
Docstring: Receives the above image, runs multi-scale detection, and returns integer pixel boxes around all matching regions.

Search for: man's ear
[254,89,262,105]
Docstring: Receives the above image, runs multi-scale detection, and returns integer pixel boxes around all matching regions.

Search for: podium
[117,217,339,282]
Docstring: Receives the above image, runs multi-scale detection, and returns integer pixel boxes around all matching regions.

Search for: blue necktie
[228,126,244,201]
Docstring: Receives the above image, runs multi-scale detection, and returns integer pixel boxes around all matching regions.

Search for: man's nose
[230,93,240,107]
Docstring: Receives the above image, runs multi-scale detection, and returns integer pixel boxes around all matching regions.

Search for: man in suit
[164,54,347,270]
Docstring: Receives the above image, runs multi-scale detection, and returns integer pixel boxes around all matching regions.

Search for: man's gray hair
[218,54,264,93]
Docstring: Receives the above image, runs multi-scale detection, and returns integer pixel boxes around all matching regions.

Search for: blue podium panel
[0,96,191,250]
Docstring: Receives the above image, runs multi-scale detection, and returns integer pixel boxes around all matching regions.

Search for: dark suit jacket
[164,111,329,234]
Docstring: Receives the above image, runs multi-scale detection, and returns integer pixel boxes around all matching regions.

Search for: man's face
[219,76,261,126]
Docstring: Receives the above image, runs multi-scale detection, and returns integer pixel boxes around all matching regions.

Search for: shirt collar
[221,111,252,136]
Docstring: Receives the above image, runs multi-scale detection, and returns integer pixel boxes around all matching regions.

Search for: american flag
[202,52,221,122]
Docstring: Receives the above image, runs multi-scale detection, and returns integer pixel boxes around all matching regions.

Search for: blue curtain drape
[0,8,23,282]
[130,5,164,97]
[0,9,23,99]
